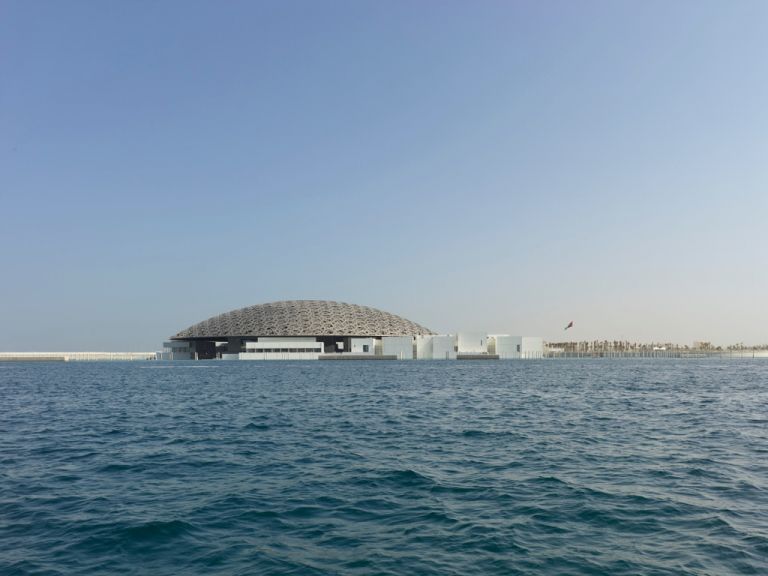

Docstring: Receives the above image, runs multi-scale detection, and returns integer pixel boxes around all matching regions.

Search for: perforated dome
[172,300,434,339]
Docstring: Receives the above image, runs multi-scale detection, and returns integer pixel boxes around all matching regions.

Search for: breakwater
[0,352,156,362]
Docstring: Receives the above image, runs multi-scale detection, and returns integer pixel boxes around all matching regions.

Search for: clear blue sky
[2,1,766,350]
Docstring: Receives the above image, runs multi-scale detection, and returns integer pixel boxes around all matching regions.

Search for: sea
[1,359,767,575]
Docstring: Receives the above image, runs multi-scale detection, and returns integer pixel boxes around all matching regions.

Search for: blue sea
[1,360,767,575]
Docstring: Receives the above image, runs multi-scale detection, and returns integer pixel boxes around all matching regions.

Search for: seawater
[1,360,767,575]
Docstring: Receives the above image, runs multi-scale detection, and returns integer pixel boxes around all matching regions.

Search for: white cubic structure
[488,335,544,359]
[415,334,456,360]
[382,336,413,359]
[521,337,544,359]
[489,335,519,359]
[457,332,488,354]
[160,341,193,360]
[433,335,457,359]
[415,334,457,360]
[350,337,375,354]
[415,335,434,359]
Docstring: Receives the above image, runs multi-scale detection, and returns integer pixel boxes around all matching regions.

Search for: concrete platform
[319,354,398,361]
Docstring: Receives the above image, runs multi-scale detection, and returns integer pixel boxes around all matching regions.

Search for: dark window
[363,345,369,353]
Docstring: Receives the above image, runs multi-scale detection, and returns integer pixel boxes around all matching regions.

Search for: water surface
[1,360,767,575]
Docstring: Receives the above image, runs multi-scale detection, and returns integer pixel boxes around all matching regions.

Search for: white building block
[382,336,413,359]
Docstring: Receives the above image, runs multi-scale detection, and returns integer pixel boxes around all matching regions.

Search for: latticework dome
[172,300,434,339]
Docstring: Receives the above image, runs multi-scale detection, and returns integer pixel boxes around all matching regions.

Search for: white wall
[457,332,488,354]
[415,335,433,359]
[521,337,544,358]
[240,337,324,360]
[162,341,193,360]
[488,336,544,359]
[239,352,321,360]
[350,338,375,354]
[245,337,322,351]
[493,335,522,359]
[382,336,412,359]
[431,335,457,360]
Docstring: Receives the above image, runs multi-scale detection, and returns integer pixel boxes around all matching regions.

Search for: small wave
[120,519,198,541]
[575,506,625,527]
[243,422,271,431]
[3,559,65,576]
[379,468,437,488]
[97,463,144,473]
[687,467,724,479]
[141,366,220,369]
[461,429,501,438]
[282,505,326,519]
[51,474,81,482]
[236,509,280,521]
[528,475,570,487]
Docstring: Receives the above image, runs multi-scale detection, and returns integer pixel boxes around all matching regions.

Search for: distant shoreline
[1,350,767,362]
[545,350,768,359]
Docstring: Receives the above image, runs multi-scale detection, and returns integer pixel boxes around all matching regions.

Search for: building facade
[164,300,543,361]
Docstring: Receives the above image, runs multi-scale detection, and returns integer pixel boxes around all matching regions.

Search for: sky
[1,1,766,351]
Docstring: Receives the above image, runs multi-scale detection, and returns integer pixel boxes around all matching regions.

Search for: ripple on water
[1,359,767,575]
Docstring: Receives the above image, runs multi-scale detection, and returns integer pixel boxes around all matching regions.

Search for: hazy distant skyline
[2,1,766,351]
